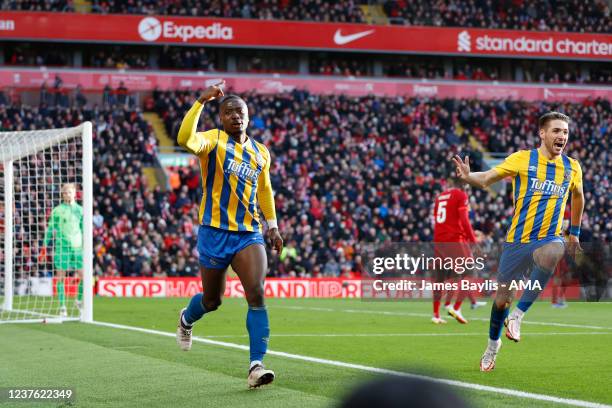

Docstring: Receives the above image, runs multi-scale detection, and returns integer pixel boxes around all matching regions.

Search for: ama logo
[458,30,471,52]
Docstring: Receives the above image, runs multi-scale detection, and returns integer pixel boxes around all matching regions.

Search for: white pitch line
[201,331,612,339]
[91,320,611,408]
[276,305,612,331]
[0,308,80,325]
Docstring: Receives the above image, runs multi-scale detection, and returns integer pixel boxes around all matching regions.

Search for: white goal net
[0,123,93,323]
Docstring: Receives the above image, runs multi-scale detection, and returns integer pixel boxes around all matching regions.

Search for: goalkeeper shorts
[54,246,83,271]
[197,225,264,270]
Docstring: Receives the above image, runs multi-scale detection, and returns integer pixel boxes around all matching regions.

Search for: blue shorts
[497,236,564,283]
[197,225,265,269]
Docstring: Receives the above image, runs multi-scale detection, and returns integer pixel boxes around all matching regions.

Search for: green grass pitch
[1,297,611,408]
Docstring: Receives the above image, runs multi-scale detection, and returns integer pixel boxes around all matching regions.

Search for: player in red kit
[432,177,486,324]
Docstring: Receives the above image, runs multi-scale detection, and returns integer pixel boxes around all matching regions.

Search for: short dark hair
[447,175,462,186]
[538,111,570,129]
[219,94,244,108]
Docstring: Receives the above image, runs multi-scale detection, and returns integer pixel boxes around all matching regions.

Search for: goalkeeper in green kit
[39,183,83,317]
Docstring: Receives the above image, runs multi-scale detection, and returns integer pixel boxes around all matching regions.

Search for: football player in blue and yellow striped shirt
[453,112,584,371]
[175,81,283,388]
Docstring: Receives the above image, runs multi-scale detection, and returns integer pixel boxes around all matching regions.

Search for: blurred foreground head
[339,375,470,408]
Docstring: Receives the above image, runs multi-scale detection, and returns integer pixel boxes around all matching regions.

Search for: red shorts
[433,242,473,260]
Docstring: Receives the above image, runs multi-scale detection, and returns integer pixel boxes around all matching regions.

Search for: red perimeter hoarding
[95,277,580,299]
[97,277,363,298]
[2,68,610,102]
[0,12,611,60]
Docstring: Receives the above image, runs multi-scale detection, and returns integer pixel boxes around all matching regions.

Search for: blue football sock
[489,303,510,341]
[517,264,553,313]
[246,306,270,363]
[182,293,207,326]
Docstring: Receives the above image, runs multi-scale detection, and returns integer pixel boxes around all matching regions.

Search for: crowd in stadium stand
[1,88,609,278]
[301,58,611,84]
[1,0,365,22]
[158,46,217,71]
[309,57,370,77]
[3,0,609,33]
[91,50,148,70]
[383,0,611,33]
[6,47,69,67]
[0,93,200,278]
[88,0,366,23]
[89,112,203,279]
[1,0,71,12]
[4,45,217,72]
[534,66,612,85]
[154,89,610,277]
[385,61,447,80]
[5,42,611,85]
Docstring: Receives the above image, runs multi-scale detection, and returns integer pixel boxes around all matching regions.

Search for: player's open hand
[198,80,225,104]
[452,155,471,180]
[267,228,283,253]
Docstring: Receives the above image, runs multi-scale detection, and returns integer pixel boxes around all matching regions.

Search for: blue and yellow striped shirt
[494,149,582,243]
[177,101,277,232]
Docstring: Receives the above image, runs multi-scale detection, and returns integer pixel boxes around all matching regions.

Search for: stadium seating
[5,41,610,85]
[382,0,610,33]
[154,90,611,276]
[0,99,200,278]
[1,89,608,278]
[3,0,609,33]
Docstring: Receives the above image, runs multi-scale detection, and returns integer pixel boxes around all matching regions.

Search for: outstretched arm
[177,80,225,155]
[43,209,57,247]
[452,155,505,189]
[567,180,584,257]
[569,184,584,234]
[458,208,477,243]
[256,151,283,252]
[39,209,57,262]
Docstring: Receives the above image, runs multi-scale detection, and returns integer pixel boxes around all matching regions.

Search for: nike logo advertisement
[333,29,375,45]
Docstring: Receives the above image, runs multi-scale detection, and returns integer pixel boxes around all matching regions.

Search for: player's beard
[544,133,565,157]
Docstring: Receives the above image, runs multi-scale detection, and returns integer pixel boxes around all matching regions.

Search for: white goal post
[0,122,93,323]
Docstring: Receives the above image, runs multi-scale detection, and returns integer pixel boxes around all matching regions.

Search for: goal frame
[1,122,93,323]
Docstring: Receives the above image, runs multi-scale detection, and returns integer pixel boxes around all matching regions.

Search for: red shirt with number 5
[433,188,477,243]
